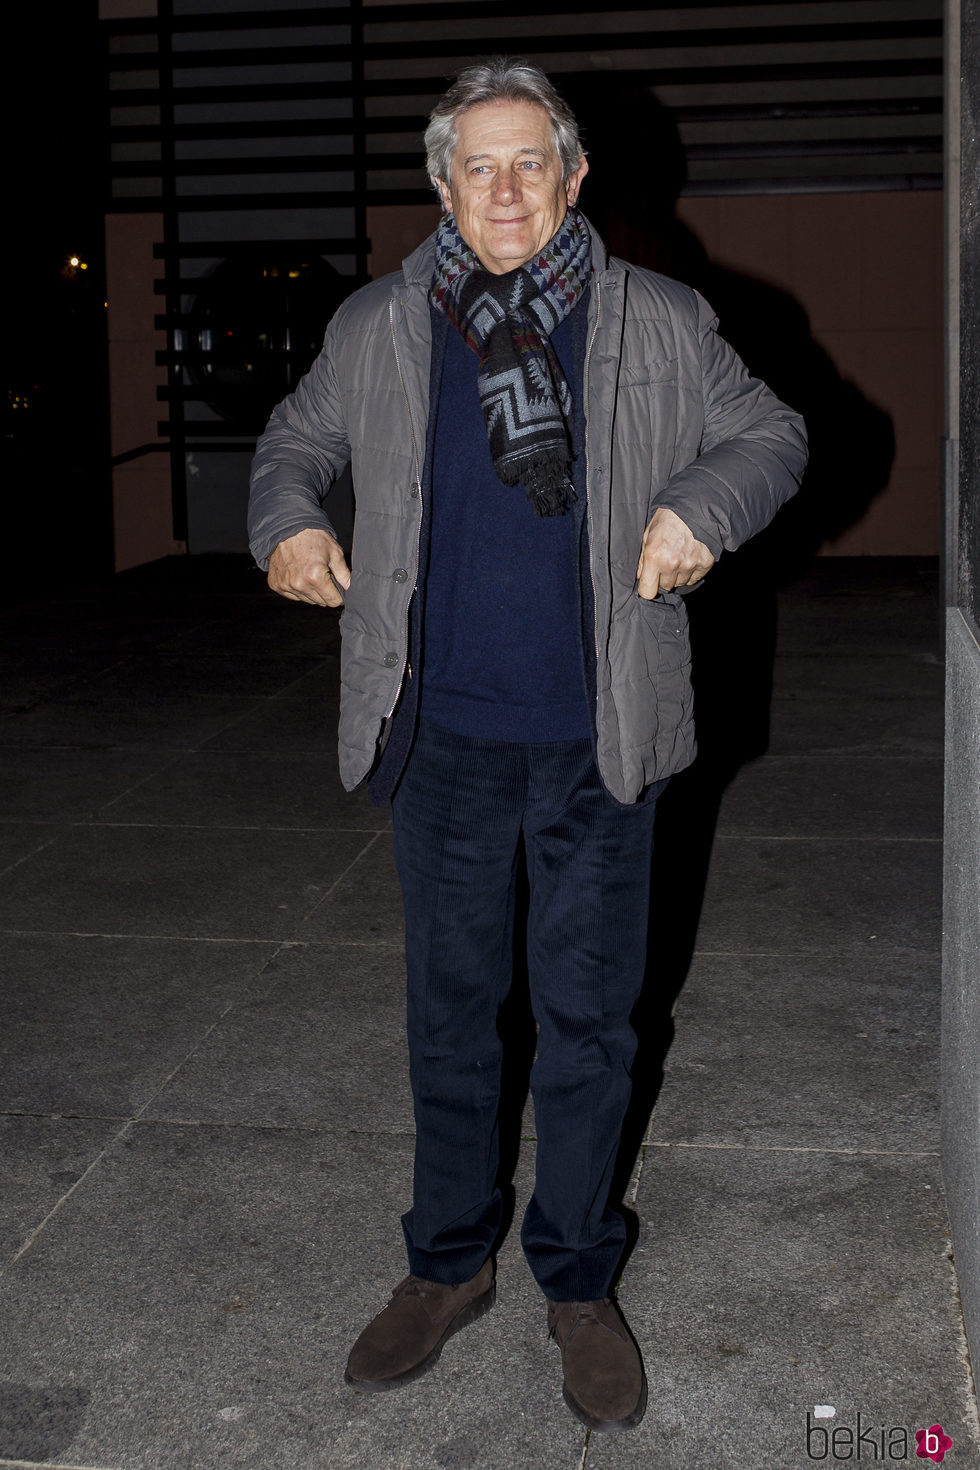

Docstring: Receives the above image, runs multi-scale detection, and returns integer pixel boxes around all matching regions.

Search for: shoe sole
[562,1372,648,1433]
[344,1283,496,1393]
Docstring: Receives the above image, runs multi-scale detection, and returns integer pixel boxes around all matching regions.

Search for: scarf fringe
[498,457,577,517]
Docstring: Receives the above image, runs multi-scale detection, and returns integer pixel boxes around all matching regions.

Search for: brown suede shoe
[547,1297,648,1432]
[345,1259,495,1392]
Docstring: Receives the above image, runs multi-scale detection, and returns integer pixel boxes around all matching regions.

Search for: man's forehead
[453,100,554,156]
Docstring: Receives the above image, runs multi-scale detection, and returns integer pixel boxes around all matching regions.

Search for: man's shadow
[494,80,896,1268]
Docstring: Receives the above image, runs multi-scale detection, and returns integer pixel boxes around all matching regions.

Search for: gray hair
[424,57,584,192]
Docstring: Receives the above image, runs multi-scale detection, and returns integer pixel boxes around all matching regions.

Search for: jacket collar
[400,230,438,288]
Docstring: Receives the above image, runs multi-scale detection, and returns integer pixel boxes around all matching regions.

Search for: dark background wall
[3,1,113,600]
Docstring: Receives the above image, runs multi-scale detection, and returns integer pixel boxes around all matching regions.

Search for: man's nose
[491,168,523,204]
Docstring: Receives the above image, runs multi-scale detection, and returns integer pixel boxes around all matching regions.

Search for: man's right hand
[267,528,351,608]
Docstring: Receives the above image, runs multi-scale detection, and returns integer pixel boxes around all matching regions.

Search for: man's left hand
[636,507,715,600]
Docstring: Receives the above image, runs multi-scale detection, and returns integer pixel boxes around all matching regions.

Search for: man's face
[437,99,588,274]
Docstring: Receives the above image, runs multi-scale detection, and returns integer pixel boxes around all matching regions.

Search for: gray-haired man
[249,57,807,1432]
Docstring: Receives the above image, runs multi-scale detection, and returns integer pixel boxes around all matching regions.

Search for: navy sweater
[420,306,592,741]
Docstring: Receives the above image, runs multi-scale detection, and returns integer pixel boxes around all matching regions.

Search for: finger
[305,567,343,607]
[683,558,714,587]
[270,549,343,603]
[269,571,336,607]
[328,551,352,592]
[636,560,662,601]
[283,583,332,607]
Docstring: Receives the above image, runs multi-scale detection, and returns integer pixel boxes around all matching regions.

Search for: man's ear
[436,177,453,213]
[566,154,589,208]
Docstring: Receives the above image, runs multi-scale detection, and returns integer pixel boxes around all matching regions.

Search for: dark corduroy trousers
[391,719,663,1302]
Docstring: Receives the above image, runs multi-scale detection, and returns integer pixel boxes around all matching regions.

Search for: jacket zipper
[384,296,424,721]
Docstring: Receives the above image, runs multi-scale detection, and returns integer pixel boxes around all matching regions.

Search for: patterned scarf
[430,207,592,516]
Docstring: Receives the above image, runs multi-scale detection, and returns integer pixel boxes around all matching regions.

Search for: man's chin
[479,227,543,272]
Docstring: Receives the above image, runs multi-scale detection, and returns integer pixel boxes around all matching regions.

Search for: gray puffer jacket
[249,223,807,803]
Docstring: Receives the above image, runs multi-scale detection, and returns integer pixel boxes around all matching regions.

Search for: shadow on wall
[494,80,896,1265]
[568,77,898,572]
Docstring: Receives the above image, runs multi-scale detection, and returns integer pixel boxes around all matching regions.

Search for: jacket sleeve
[247,317,352,570]
[652,290,808,559]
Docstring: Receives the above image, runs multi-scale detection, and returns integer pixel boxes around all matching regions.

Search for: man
[248,58,807,1434]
